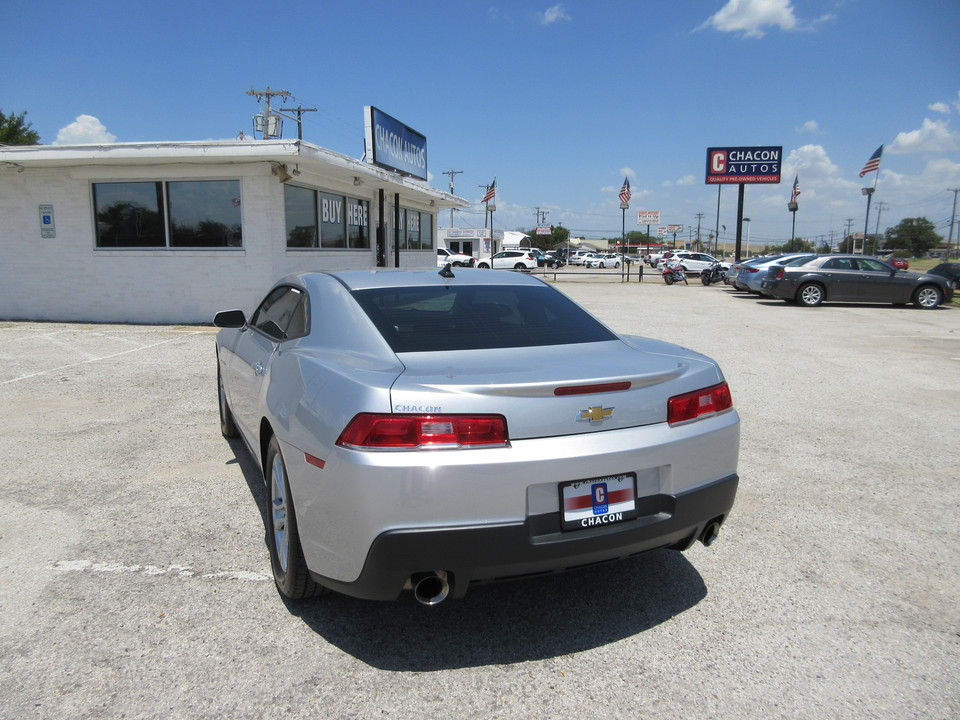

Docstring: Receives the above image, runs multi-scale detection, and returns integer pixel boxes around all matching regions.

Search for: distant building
[0,140,467,323]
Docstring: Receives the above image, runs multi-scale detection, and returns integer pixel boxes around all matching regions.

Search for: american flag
[619,178,631,204]
[859,145,883,177]
[482,179,496,203]
[790,175,800,203]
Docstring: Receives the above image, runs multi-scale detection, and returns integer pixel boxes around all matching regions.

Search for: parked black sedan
[762,254,953,309]
[928,262,960,289]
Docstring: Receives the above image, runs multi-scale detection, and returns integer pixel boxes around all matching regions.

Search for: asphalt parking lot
[1,279,958,719]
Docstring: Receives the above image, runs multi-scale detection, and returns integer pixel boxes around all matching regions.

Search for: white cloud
[888,118,959,154]
[619,167,637,181]
[538,4,570,25]
[699,0,797,38]
[54,115,117,145]
[796,120,820,135]
[928,102,951,115]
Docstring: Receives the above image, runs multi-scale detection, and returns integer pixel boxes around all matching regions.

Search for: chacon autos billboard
[364,106,428,181]
[706,146,782,184]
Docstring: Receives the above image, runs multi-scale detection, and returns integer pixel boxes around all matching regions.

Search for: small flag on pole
[859,146,883,177]
[619,178,632,204]
[482,179,496,203]
[790,175,801,203]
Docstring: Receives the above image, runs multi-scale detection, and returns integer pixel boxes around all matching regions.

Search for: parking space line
[48,559,271,583]
[0,335,193,386]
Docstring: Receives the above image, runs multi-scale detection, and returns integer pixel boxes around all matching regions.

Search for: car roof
[284,268,549,293]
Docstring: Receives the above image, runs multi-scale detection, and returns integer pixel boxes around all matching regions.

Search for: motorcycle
[700,261,726,286]
[661,257,688,285]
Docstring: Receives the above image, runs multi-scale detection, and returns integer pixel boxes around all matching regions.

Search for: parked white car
[476,250,538,270]
[585,253,622,269]
[437,247,475,267]
[658,252,728,273]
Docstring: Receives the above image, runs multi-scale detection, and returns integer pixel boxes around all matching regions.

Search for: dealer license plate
[559,474,637,531]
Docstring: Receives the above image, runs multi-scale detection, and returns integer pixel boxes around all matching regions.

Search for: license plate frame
[559,473,638,531]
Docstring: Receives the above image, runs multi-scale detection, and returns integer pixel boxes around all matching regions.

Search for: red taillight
[336,413,508,449]
[667,383,733,425]
[774,267,786,280]
[744,267,759,273]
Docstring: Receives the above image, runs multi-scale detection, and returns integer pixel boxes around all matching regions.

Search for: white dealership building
[0,131,468,324]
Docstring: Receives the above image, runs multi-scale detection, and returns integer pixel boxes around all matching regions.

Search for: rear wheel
[514,263,526,270]
[265,436,324,600]
[797,282,824,307]
[913,285,942,309]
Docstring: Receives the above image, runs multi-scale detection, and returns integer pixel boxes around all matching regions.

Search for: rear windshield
[352,285,616,352]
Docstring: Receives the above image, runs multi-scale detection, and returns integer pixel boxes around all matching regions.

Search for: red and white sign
[637,210,661,225]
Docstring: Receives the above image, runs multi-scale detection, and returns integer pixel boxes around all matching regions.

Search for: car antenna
[438,263,455,278]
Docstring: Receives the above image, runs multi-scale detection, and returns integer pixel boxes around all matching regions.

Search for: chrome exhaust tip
[700,521,722,547]
[412,571,450,606]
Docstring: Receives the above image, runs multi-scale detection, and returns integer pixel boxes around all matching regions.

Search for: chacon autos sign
[365,106,428,181]
[706,146,782,184]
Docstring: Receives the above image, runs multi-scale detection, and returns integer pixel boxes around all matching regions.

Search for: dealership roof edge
[0,139,470,209]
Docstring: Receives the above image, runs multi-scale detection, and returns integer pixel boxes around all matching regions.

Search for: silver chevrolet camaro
[214,268,740,605]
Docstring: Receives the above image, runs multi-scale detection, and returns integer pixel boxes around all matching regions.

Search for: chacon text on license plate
[559,474,638,531]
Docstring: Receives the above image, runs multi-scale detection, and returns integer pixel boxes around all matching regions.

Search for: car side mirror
[213,309,246,328]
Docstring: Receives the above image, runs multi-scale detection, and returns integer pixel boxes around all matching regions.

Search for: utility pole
[246,88,292,138]
[844,218,855,252]
[442,170,463,226]
[873,201,888,254]
[948,188,960,257]
[695,212,704,250]
[278,105,317,141]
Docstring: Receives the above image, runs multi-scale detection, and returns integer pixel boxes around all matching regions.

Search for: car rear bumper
[310,472,739,600]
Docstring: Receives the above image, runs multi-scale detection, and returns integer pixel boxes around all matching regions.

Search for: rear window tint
[352,285,616,352]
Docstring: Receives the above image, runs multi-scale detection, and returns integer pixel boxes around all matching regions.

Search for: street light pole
[743,217,751,257]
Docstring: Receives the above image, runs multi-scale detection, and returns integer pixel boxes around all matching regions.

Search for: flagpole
[859,147,882,255]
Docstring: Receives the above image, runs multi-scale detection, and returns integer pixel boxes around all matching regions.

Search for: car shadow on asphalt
[227,438,708,671]
[286,550,707,671]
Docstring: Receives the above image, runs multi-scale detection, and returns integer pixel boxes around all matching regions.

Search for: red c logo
[710,151,727,174]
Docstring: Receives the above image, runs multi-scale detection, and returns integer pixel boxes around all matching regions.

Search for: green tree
[0,110,41,145]
[781,237,816,253]
[883,217,940,256]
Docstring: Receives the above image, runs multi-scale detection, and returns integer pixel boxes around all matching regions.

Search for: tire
[796,282,824,307]
[514,263,526,270]
[477,263,490,269]
[664,274,674,285]
[265,435,324,600]
[913,285,942,309]
[452,261,463,267]
[217,351,238,438]
[599,262,606,269]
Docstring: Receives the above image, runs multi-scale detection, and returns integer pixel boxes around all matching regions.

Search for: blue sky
[4,0,960,247]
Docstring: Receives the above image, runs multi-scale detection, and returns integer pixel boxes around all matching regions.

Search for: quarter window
[251,286,308,340]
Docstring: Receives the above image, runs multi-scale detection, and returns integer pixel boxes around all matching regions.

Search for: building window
[168,180,242,248]
[395,208,432,250]
[284,184,318,248]
[347,197,370,249]
[93,182,165,248]
[406,209,422,249]
[93,180,242,249]
[285,186,370,250]
[319,192,346,248]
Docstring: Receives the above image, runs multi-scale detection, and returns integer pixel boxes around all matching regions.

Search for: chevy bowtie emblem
[577,406,614,423]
